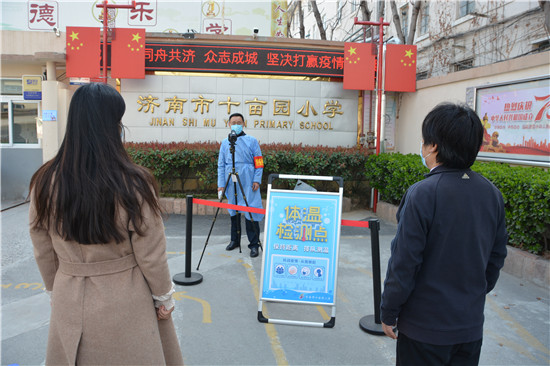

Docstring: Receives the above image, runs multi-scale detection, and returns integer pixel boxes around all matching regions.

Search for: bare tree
[390,1,406,43]
[377,0,385,20]
[287,1,298,38]
[407,1,423,44]
[327,5,344,41]
[288,0,305,39]
[390,0,423,44]
[360,0,372,21]
[299,0,305,38]
[359,0,373,39]
[310,0,327,40]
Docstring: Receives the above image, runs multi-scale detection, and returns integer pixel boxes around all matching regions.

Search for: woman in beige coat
[29,83,184,365]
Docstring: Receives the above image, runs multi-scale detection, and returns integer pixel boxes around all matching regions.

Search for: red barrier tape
[192,198,370,228]
[341,219,370,228]
[192,198,266,214]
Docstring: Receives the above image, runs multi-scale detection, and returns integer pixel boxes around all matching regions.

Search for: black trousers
[230,214,260,249]
[396,332,482,366]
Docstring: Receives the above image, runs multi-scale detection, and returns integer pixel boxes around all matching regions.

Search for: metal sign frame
[258,174,343,328]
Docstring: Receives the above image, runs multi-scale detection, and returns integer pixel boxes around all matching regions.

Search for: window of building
[1,79,23,95]
[400,5,408,40]
[459,1,475,18]
[0,97,40,146]
[1,102,9,144]
[453,58,474,72]
[532,39,550,53]
[417,71,429,80]
[419,3,429,35]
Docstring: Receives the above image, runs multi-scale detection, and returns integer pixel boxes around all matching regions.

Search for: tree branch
[390,1,406,44]
[360,0,373,39]
[286,0,298,38]
[407,0,423,45]
[299,0,305,39]
[310,0,327,40]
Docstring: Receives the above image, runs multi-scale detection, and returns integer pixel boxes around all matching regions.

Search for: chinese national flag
[66,27,101,78]
[111,28,146,79]
[385,44,417,92]
[343,42,376,90]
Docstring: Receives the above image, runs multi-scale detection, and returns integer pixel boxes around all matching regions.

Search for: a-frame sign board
[258,174,343,328]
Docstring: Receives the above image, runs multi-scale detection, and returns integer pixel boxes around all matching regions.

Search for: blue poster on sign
[260,190,341,305]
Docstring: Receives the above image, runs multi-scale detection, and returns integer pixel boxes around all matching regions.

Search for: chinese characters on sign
[271,0,288,38]
[261,191,341,305]
[275,205,328,243]
[203,19,231,35]
[128,0,157,26]
[28,1,58,30]
[145,43,344,77]
[22,75,43,100]
[137,94,342,131]
[476,77,550,161]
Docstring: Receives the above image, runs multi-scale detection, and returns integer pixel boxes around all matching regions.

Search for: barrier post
[173,195,203,286]
[359,218,384,335]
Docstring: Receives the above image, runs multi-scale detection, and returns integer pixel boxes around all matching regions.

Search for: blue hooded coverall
[217,132,264,248]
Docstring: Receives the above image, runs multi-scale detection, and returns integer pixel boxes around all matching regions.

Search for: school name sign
[121,74,358,147]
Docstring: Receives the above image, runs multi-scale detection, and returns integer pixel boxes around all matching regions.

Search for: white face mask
[420,141,431,168]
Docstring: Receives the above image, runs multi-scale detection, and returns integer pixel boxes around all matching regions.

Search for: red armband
[254,156,264,169]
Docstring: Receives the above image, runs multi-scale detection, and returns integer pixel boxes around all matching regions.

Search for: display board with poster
[475,76,549,167]
[258,174,343,328]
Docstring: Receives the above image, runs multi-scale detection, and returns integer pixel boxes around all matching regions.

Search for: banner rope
[192,198,369,228]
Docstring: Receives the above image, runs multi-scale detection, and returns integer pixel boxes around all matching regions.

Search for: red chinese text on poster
[476,78,550,160]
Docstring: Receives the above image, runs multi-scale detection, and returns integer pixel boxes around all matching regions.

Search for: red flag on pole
[385,44,417,92]
[111,28,146,79]
[343,42,376,90]
[66,27,101,78]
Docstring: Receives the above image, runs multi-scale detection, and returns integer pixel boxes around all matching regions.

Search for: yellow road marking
[315,305,331,321]
[484,330,541,362]
[14,282,43,290]
[173,291,212,323]
[355,267,373,278]
[240,260,289,366]
[337,288,350,303]
[487,297,550,359]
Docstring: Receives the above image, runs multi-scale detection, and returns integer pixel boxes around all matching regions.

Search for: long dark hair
[29,83,160,244]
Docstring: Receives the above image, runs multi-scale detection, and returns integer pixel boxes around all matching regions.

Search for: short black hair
[229,112,244,122]
[422,102,483,169]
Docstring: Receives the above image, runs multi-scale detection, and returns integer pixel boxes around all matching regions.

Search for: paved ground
[1,203,549,365]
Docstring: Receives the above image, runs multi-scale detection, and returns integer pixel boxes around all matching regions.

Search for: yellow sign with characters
[22,75,42,100]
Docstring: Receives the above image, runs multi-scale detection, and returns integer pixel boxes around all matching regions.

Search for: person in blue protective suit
[380,102,508,366]
[217,112,264,258]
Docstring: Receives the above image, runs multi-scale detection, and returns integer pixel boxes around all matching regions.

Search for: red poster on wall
[475,77,550,165]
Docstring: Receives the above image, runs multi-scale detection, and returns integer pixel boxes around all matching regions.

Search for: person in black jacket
[380,102,508,365]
